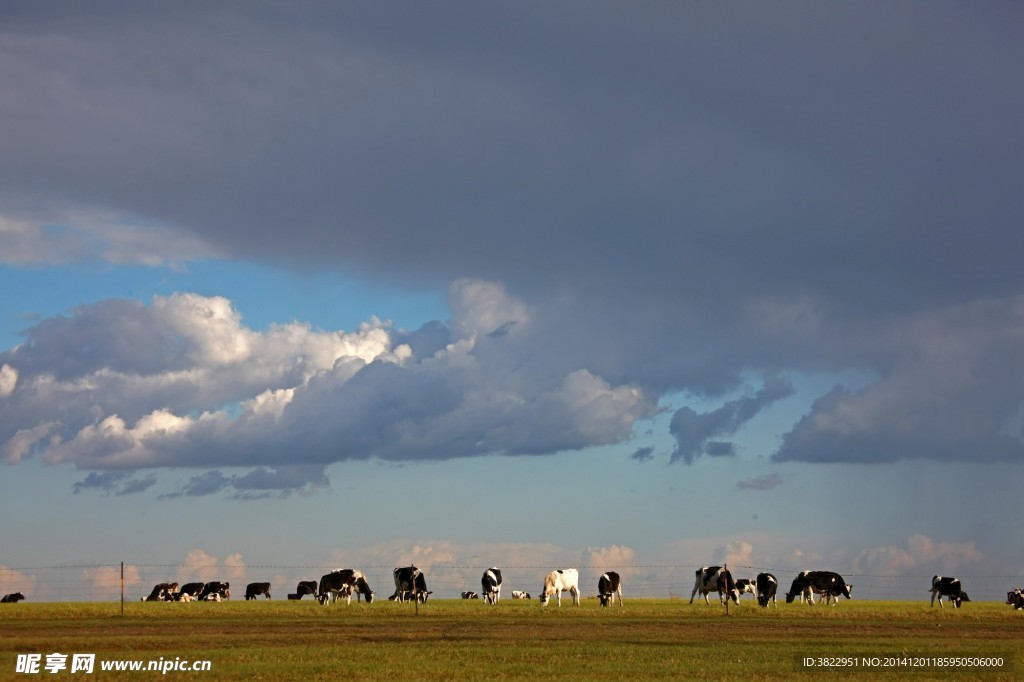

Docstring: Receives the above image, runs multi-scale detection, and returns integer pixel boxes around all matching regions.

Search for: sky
[2,1,1023,602]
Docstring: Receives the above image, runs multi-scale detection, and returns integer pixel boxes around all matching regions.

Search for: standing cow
[1006,588,1024,610]
[244,582,272,600]
[481,568,502,605]
[930,576,969,609]
[392,566,431,603]
[755,572,778,608]
[540,568,580,607]
[1,592,26,603]
[690,566,738,604]
[598,572,623,607]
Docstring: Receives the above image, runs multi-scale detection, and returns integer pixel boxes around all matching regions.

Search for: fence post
[120,562,124,616]
[723,563,729,617]
[413,567,420,616]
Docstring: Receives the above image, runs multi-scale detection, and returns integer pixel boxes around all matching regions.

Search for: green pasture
[1,599,1021,680]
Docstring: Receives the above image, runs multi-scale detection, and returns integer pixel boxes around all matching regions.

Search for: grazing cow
[199,581,230,601]
[598,572,623,607]
[481,568,502,605]
[288,580,318,600]
[392,566,431,603]
[756,573,778,608]
[461,591,479,599]
[511,591,531,600]
[144,582,179,602]
[930,576,969,609]
[244,582,272,600]
[319,569,375,605]
[1,592,25,603]
[690,566,737,605]
[735,579,757,599]
[717,568,740,605]
[178,582,205,599]
[540,568,580,607]
[785,571,852,605]
[1006,588,1023,610]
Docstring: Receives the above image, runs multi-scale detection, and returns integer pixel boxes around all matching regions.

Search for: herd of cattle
[689,568,992,610]
[128,567,624,607]
[4,567,1024,610]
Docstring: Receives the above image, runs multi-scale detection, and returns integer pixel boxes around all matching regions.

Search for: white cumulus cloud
[1,283,654,492]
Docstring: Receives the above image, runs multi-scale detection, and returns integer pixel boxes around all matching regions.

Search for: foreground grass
[1,599,1021,680]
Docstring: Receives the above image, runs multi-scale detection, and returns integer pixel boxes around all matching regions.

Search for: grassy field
[1,599,1021,681]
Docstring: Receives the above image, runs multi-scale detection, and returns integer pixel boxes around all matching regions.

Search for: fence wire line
[3,563,1021,603]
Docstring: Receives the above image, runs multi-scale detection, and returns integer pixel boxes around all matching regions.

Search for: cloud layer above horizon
[1,282,654,491]
[2,1,1024,494]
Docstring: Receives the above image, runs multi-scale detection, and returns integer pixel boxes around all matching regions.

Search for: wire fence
[3,563,1022,604]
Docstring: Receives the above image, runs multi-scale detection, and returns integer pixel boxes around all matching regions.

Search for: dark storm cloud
[2,1,1024,471]
[772,297,1024,464]
[670,374,795,464]
[4,1,1021,312]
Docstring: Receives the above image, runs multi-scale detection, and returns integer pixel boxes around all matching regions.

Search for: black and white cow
[756,572,778,608]
[930,576,969,609]
[461,591,479,599]
[143,582,179,602]
[1,592,25,603]
[392,566,431,603]
[319,569,375,605]
[178,582,205,600]
[717,568,740,605]
[785,571,852,605]
[511,591,531,600]
[1006,587,1023,610]
[690,566,738,604]
[244,582,272,600]
[199,581,230,601]
[734,579,756,600]
[598,572,623,607]
[481,568,502,605]
[807,571,853,605]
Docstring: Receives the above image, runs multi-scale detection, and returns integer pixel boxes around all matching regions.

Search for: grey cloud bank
[1,283,654,483]
[2,1,1024,489]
